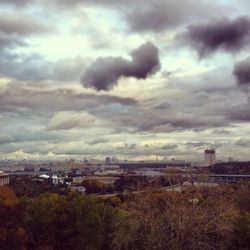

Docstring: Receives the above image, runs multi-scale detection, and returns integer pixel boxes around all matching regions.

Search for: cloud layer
[1,0,250,161]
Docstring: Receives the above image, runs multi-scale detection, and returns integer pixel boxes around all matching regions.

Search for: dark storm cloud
[182,16,250,57]
[81,42,160,91]
[233,56,250,85]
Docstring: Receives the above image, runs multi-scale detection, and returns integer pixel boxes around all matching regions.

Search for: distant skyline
[1,0,250,161]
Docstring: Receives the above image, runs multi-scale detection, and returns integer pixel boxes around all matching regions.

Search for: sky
[1,0,250,162]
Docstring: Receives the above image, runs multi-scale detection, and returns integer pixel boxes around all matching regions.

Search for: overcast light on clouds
[1,0,250,161]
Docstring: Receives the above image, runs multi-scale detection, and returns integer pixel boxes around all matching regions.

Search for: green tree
[23,192,117,250]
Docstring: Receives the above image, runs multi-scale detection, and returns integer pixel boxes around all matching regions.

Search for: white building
[52,175,64,185]
[204,149,216,166]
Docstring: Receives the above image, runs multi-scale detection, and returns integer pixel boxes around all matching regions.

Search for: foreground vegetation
[0,183,249,250]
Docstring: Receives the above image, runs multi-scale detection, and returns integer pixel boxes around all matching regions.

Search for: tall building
[204,149,216,166]
[0,171,9,186]
[105,157,111,165]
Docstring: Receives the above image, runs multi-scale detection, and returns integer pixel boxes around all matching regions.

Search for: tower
[204,149,216,166]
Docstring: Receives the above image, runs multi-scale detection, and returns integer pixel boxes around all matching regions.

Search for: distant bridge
[162,173,250,184]
[82,176,119,184]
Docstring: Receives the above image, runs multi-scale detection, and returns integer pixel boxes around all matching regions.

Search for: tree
[113,188,239,250]
[23,192,117,250]
[0,187,28,250]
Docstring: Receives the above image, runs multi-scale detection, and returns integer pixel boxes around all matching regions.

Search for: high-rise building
[105,157,111,165]
[204,149,216,166]
[0,171,9,186]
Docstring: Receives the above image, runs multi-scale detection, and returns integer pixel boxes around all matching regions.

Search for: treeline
[82,176,174,194]
[210,161,250,174]
[9,176,69,197]
[0,184,249,250]
[9,176,173,197]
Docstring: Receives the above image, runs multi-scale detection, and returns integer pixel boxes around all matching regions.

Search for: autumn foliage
[0,184,249,250]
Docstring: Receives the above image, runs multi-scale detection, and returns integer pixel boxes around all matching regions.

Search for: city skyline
[1,0,250,161]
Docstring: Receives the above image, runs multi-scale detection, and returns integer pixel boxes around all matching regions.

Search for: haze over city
[1,0,250,161]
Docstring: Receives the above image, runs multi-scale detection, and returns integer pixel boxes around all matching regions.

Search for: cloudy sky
[1,0,250,161]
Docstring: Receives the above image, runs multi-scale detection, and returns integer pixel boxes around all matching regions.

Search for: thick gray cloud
[96,100,229,133]
[0,0,31,6]
[125,0,220,32]
[0,35,26,57]
[182,16,250,57]
[0,13,54,81]
[91,82,248,134]
[47,0,225,33]
[1,0,250,161]
[233,56,250,85]
[0,134,15,145]
[235,138,250,147]
[0,83,137,117]
[0,54,86,82]
[227,101,250,121]
[0,14,53,35]
[161,144,177,150]
[0,128,63,145]
[47,111,95,131]
[81,42,160,91]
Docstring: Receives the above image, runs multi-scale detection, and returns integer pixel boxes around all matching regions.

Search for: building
[105,157,111,165]
[204,149,216,166]
[0,171,9,186]
[52,174,65,185]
